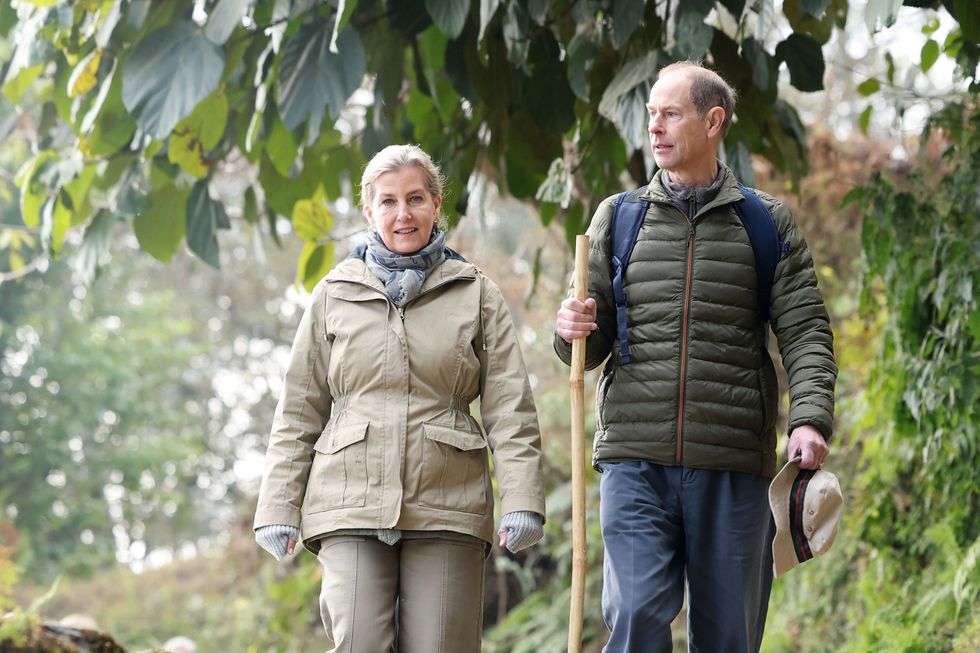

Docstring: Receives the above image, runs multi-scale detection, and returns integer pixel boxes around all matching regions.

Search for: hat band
[790,469,817,563]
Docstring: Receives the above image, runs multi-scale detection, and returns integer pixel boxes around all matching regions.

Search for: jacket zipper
[676,214,696,465]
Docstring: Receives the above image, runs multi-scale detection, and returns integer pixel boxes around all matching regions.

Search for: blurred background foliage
[0,0,978,652]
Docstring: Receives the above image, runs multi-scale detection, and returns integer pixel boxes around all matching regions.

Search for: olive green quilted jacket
[555,166,837,478]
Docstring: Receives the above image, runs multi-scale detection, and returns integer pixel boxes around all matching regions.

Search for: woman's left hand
[497,511,544,553]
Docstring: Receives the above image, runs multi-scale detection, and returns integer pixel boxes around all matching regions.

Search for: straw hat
[768,457,843,577]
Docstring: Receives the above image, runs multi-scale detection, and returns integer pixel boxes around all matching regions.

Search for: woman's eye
[410,195,424,204]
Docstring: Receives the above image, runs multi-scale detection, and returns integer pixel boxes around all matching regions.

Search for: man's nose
[649,116,663,134]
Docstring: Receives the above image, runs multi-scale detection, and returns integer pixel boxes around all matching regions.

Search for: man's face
[647,71,716,183]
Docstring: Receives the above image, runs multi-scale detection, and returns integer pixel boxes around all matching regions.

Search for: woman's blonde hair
[359,144,446,212]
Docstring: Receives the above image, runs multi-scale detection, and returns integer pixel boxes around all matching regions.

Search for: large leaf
[479,0,501,42]
[672,3,715,60]
[84,68,137,157]
[134,186,188,263]
[186,181,230,268]
[168,91,229,177]
[425,0,470,39]
[774,33,825,92]
[205,0,252,45]
[599,52,658,152]
[277,22,366,133]
[292,197,334,242]
[611,0,644,49]
[503,1,530,68]
[73,209,115,285]
[566,34,598,102]
[297,241,335,292]
[121,21,225,138]
[864,0,902,32]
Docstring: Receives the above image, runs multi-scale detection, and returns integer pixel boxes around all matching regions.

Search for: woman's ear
[433,194,443,212]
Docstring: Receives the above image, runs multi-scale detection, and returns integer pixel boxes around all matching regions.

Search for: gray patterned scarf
[363,227,447,307]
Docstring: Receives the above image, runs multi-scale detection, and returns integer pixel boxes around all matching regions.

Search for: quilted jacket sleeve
[554,197,619,371]
[768,198,838,440]
[254,283,333,530]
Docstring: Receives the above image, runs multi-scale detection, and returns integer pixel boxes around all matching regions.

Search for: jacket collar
[325,256,477,295]
[641,163,749,219]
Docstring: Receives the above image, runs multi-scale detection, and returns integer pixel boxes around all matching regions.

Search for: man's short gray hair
[658,61,738,137]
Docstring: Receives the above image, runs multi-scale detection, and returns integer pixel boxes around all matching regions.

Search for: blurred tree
[0,0,900,289]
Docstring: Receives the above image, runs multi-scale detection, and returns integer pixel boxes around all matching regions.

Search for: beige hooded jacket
[254,255,546,552]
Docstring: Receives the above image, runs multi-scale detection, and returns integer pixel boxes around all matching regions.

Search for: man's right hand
[556,297,598,341]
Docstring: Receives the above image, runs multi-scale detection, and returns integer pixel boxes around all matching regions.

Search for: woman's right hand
[255,524,299,561]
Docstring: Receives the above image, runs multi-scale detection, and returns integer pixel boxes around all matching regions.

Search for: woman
[253,144,546,652]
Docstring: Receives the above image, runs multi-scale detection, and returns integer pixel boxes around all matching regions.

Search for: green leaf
[566,34,598,102]
[612,0,644,49]
[598,50,658,144]
[921,16,940,35]
[2,64,43,103]
[726,140,755,187]
[73,209,115,284]
[503,1,530,68]
[425,0,470,39]
[122,21,225,138]
[297,241,335,292]
[801,0,831,17]
[952,0,980,43]
[774,33,825,92]
[741,38,773,92]
[243,187,259,225]
[167,91,229,178]
[205,0,250,45]
[920,39,939,73]
[95,0,123,48]
[186,181,230,268]
[859,104,873,135]
[864,0,902,32]
[84,68,137,157]
[16,151,58,229]
[134,186,188,262]
[292,197,334,242]
[857,78,880,96]
[527,0,552,25]
[277,23,366,134]
[672,2,714,60]
[564,202,585,248]
[265,114,299,177]
[479,0,501,42]
[330,0,358,52]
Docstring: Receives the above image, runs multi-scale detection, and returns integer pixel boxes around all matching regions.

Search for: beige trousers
[316,535,487,653]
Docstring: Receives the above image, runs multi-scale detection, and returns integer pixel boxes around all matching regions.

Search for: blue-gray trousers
[599,461,775,653]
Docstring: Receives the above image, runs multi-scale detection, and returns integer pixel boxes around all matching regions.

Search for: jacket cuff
[253,505,301,531]
[500,493,547,523]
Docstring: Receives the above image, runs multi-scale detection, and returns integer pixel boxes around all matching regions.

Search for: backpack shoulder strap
[733,184,789,323]
[610,185,650,364]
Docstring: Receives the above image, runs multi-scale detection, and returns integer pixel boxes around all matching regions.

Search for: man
[554,62,836,652]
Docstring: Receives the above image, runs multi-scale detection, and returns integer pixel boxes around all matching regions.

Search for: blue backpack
[610,184,790,364]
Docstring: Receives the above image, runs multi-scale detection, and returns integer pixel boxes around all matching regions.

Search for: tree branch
[0,255,47,285]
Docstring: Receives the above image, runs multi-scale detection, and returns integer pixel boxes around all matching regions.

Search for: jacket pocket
[305,421,369,513]
[418,421,489,515]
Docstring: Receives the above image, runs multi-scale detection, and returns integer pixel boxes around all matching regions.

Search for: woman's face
[366,166,441,255]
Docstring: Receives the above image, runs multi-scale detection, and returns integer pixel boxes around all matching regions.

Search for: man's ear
[706,106,726,138]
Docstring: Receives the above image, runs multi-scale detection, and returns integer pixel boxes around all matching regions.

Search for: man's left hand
[787,425,828,470]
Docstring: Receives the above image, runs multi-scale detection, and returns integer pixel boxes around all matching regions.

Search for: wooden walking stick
[567,234,589,653]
